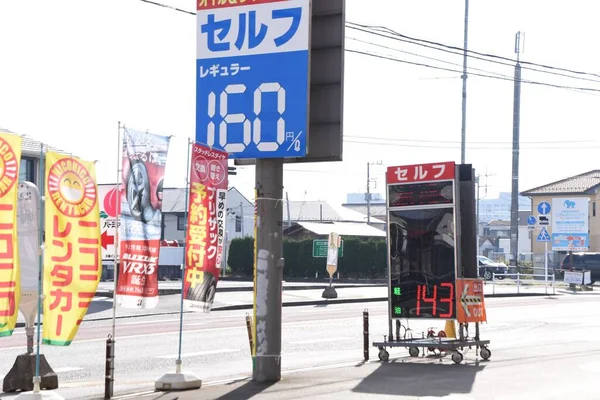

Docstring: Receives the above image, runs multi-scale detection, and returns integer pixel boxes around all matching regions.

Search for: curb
[14,297,388,328]
[14,291,557,328]
[94,284,387,298]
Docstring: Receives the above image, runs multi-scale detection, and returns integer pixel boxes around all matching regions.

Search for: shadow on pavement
[353,360,485,397]
[85,299,114,316]
[215,381,275,400]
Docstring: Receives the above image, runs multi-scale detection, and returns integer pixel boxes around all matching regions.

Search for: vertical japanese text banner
[183,143,228,312]
[116,128,171,309]
[43,152,101,345]
[0,133,21,337]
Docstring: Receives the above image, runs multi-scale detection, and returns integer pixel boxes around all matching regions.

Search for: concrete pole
[240,202,245,237]
[460,0,469,164]
[252,158,284,382]
[510,53,522,269]
[366,162,371,225]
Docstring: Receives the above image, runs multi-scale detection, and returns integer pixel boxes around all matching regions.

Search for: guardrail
[492,273,555,296]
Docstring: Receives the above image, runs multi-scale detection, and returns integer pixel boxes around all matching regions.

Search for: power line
[347,37,513,80]
[137,0,600,87]
[346,48,600,94]
[347,21,600,82]
[345,134,597,145]
[139,0,195,15]
[345,138,600,150]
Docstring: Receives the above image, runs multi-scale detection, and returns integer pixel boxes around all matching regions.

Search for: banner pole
[33,144,45,392]
[111,121,122,340]
[176,139,192,371]
[155,139,201,391]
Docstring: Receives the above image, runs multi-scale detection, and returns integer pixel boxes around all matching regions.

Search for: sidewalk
[95,280,386,297]
[130,359,478,400]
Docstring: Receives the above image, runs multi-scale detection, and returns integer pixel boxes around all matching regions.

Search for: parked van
[560,253,600,284]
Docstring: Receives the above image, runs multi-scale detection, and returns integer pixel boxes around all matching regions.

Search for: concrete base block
[15,391,65,400]
[155,372,202,391]
[322,286,338,299]
[2,354,58,393]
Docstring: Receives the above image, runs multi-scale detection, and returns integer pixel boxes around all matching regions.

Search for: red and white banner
[386,161,455,185]
[98,184,120,261]
[116,128,171,309]
[183,143,228,312]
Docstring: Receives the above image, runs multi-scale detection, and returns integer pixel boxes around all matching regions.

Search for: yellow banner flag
[43,152,101,346]
[0,133,21,337]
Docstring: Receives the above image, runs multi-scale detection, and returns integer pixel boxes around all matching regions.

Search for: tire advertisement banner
[117,128,171,309]
[43,152,102,345]
[0,132,21,337]
[183,143,228,312]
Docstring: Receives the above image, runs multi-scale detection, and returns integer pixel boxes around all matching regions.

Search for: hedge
[227,237,387,279]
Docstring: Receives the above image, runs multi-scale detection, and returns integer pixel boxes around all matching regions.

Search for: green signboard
[312,239,344,258]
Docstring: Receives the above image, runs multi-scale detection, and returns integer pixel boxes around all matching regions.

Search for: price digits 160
[206,82,286,153]
[416,283,454,318]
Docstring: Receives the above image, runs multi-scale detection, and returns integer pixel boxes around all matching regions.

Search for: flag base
[3,354,58,393]
[15,391,65,400]
[322,286,338,299]
[155,373,202,391]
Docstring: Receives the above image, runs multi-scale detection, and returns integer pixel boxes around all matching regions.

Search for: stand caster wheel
[451,351,463,364]
[480,347,491,360]
[378,349,390,362]
[409,347,419,357]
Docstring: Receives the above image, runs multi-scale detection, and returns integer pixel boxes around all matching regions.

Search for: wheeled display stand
[376,162,491,365]
[373,320,491,364]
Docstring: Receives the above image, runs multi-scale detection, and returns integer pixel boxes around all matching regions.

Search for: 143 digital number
[416,282,454,318]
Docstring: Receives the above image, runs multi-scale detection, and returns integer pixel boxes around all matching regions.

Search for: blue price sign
[195,0,310,159]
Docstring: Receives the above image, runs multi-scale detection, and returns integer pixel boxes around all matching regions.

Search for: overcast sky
[1,0,599,206]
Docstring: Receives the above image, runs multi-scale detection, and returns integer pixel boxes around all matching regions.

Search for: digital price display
[388,181,454,208]
[388,208,456,319]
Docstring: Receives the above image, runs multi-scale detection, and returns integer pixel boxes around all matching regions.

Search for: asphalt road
[2,290,599,399]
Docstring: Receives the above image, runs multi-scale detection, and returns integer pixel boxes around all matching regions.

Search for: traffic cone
[444,320,457,338]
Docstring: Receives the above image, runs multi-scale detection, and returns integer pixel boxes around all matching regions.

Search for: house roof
[521,170,600,196]
[284,200,385,224]
[342,203,387,217]
[161,187,251,213]
[0,127,66,157]
[290,221,386,237]
[161,191,385,225]
[479,237,494,246]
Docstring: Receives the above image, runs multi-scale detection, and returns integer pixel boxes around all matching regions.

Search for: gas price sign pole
[372,161,491,364]
[195,0,311,382]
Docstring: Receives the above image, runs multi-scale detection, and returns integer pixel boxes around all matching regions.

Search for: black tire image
[127,162,156,223]
[187,273,217,303]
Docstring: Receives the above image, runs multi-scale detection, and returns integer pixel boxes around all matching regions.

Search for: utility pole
[510,31,524,268]
[460,0,470,164]
[476,170,492,255]
[285,192,291,228]
[253,158,284,382]
[240,202,245,237]
[366,161,382,225]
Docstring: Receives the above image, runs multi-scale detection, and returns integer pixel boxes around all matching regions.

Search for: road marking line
[54,367,83,373]
[0,316,359,351]
[155,349,239,359]
[290,337,352,345]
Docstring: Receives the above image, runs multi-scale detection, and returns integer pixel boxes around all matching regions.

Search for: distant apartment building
[478,192,531,223]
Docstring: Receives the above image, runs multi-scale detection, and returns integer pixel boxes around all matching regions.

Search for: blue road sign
[195,0,310,159]
[527,215,536,225]
[537,227,551,242]
[537,201,551,215]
